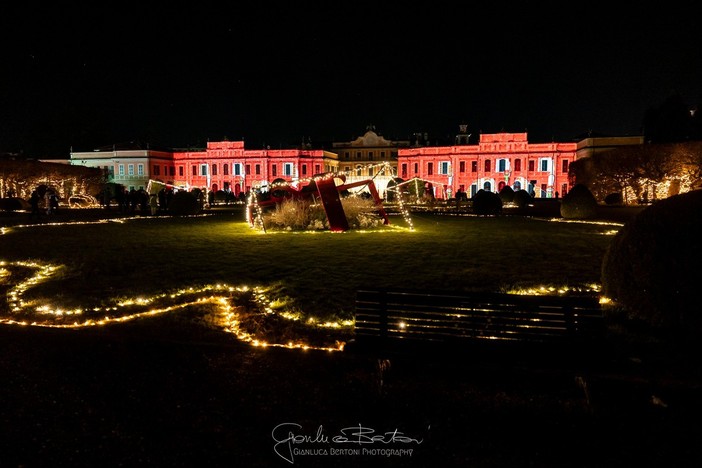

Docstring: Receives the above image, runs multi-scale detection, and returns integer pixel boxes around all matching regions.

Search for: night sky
[2,3,700,157]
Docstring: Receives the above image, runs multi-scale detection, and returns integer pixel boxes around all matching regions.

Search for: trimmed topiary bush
[168,191,201,216]
[601,189,702,336]
[499,186,515,203]
[472,189,502,215]
[0,197,30,212]
[512,189,532,209]
[604,192,623,205]
[560,184,598,219]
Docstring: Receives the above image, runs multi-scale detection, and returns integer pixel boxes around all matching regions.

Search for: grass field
[1,204,700,467]
[0,204,621,347]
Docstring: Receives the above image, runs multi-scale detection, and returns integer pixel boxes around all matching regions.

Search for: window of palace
[514,159,522,171]
[368,151,373,160]
[484,160,491,172]
[427,162,434,176]
[179,166,183,177]
[255,164,261,175]
[200,164,208,176]
[539,158,552,172]
[459,161,465,172]
[138,164,144,176]
[118,164,124,176]
[471,161,477,172]
[192,166,197,176]
[272,165,277,177]
[234,163,242,176]
[223,164,229,176]
[562,160,569,173]
[439,161,450,174]
[212,164,218,176]
[497,159,507,172]
[128,164,134,176]
[152,165,160,176]
[283,163,293,176]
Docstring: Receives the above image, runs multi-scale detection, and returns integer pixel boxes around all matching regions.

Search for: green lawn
[1,206,622,347]
[3,205,701,468]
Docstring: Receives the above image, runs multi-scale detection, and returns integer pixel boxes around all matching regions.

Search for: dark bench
[349,288,606,360]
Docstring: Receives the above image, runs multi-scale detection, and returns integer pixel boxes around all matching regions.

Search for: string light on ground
[0,259,348,352]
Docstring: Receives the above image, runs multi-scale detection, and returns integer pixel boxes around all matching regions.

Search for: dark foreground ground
[1,316,701,468]
[2,202,698,467]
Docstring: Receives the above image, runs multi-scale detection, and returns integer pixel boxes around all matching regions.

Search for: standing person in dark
[29,190,41,219]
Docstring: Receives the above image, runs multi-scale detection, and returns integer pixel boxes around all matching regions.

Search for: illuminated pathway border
[0,259,349,352]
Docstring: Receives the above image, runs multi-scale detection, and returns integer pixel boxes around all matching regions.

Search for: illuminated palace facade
[70,130,638,200]
[397,132,577,199]
[70,141,339,196]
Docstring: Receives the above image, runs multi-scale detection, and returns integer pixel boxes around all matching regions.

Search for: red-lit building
[67,131,641,201]
[171,141,338,196]
[397,132,577,199]
[69,141,339,196]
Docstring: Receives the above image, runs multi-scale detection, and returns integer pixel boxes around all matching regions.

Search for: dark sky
[2,3,700,157]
